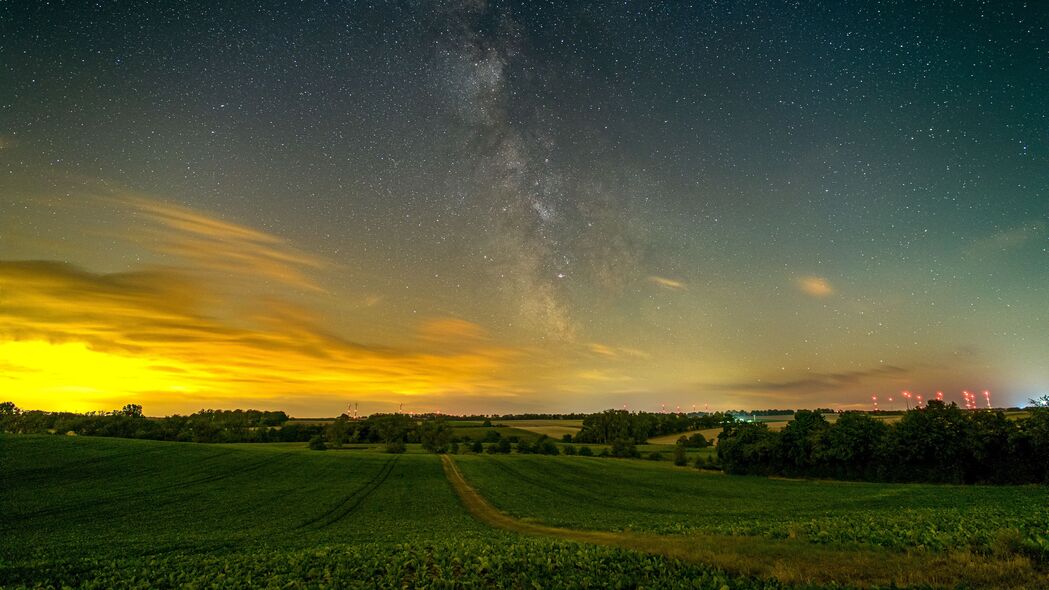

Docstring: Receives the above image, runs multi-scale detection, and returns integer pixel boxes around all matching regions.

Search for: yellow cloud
[797,275,834,297]
[647,275,686,290]
[0,261,527,414]
[587,342,652,360]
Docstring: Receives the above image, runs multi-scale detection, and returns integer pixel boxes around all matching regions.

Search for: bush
[673,444,687,466]
[696,455,721,471]
[562,434,573,443]
[647,452,663,461]
[385,441,406,454]
[578,446,593,457]
[471,441,484,453]
[308,436,327,451]
[449,441,459,454]
[562,444,577,455]
[609,438,639,458]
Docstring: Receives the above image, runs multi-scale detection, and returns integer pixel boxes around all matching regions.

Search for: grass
[443,456,1046,588]
[450,425,543,442]
[501,418,583,439]
[0,435,780,589]
[453,454,1049,555]
[4,434,1047,588]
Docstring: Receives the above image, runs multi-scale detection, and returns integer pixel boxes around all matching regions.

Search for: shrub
[647,452,663,461]
[609,438,639,458]
[471,441,484,453]
[578,446,593,457]
[673,444,687,466]
[562,444,577,455]
[308,435,327,451]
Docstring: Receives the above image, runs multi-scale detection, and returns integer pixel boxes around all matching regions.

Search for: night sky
[2,1,1047,416]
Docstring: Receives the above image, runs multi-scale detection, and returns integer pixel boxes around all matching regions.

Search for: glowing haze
[2,2,1046,415]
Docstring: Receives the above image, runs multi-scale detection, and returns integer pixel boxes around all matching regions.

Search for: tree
[0,402,20,432]
[371,413,413,445]
[818,412,888,480]
[308,435,327,450]
[779,410,829,475]
[121,404,143,417]
[419,419,453,453]
[471,440,484,453]
[326,416,352,448]
[716,422,779,475]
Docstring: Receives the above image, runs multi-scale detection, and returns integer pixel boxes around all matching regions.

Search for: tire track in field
[441,456,1047,589]
[296,455,399,530]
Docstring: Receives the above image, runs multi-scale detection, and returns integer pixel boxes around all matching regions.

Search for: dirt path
[441,455,1047,589]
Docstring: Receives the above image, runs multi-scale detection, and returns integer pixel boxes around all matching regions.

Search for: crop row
[2,539,790,590]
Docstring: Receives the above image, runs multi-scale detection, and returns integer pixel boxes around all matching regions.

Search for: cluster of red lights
[871,390,991,411]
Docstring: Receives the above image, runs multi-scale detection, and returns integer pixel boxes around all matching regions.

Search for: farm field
[0,435,763,589]
[501,418,584,438]
[453,454,1049,554]
[3,434,1047,588]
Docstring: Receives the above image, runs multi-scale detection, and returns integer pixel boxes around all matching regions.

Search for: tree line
[0,403,323,443]
[716,401,1049,484]
[572,409,730,444]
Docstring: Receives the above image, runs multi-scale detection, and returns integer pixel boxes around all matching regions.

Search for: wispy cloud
[647,275,686,290]
[968,221,1047,256]
[587,342,651,360]
[121,196,327,292]
[796,275,833,297]
[713,365,910,394]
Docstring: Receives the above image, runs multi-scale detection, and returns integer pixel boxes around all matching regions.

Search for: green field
[0,435,765,589]
[501,419,584,439]
[454,454,1049,552]
[3,434,1047,588]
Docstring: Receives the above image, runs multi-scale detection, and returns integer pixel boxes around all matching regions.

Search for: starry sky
[2,1,1047,416]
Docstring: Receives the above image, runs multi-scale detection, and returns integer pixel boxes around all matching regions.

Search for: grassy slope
[454,454,1049,552]
[0,435,490,561]
[0,435,780,589]
[6,435,1047,588]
